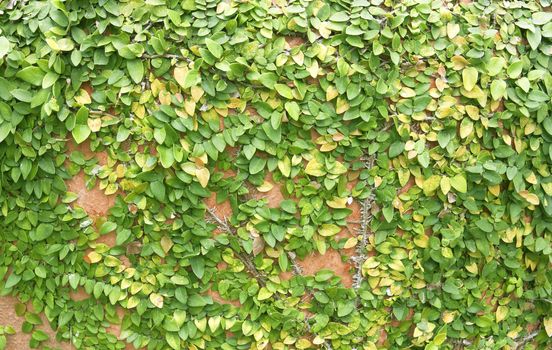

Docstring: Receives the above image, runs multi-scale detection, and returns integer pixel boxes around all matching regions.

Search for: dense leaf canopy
[0,0,552,349]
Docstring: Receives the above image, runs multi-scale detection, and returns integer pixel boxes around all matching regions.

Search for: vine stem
[285,249,333,349]
[206,208,271,290]
[451,329,541,349]
[351,155,376,296]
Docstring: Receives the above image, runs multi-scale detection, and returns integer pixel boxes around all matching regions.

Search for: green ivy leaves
[1,0,552,350]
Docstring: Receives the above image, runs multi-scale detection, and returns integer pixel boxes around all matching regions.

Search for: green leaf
[450,174,467,193]
[0,123,11,143]
[205,38,223,59]
[527,28,542,50]
[0,36,8,59]
[190,257,205,279]
[462,67,478,91]
[32,330,49,342]
[337,301,354,317]
[284,101,300,120]
[257,287,273,301]
[280,199,297,214]
[259,73,278,89]
[475,219,493,233]
[166,333,180,350]
[16,67,45,86]
[319,224,340,237]
[72,124,91,144]
[274,84,293,99]
[490,80,507,100]
[507,60,523,79]
[389,141,405,158]
[188,294,207,307]
[249,157,266,174]
[127,60,144,84]
[99,221,117,235]
[486,57,505,76]
[116,229,132,246]
[33,223,54,241]
[4,273,21,289]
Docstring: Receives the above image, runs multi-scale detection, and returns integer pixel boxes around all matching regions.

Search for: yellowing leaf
[196,168,210,188]
[440,176,451,195]
[462,67,478,91]
[335,97,349,114]
[450,174,467,193]
[149,293,164,308]
[305,158,325,177]
[308,60,319,78]
[174,66,188,88]
[257,181,274,192]
[519,191,540,205]
[343,237,358,249]
[319,224,340,237]
[160,235,173,254]
[459,119,473,139]
[87,118,102,132]
[544,318,552,337]
[191,85,204,102]
[278,157,291,177]
[447,22,460,39]
[423,175,440,196]
[87,251,102,264]
[495,305,508,323]
[326,197,347,209]
[326,85,338,101]
[465,105,479,120]
[257,287,273,301]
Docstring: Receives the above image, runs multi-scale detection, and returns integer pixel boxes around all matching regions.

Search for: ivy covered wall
[0,0,552,349]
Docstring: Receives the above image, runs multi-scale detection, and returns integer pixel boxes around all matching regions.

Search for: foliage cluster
[0,0,552,349]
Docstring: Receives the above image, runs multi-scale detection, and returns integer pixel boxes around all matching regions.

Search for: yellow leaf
[308,60,319,78]
[75,89,91,105]
[423,175,441,196]
[440,176,451,195]
[87,118,102,132]
[196,168,210,188]
[496,305,508,323]
[326,86,338,101]
[451,55,469,70]
[442,311,455,324]
[465,263,478,274]
[191,85,204,102]
[174,66,188,88]
[149,293,164,308]
[160,235,173,254]
[447,22,460,39]
[414,235,428,248]
[459,119,473,139]
[305,158,325,177]
[400,86,416,98]
[519,190,540,205]
[87,251,102,264]
[127,296,139,309]
[335,97,349,114]
[326,197,347,209]
[257,181,274,192]
[184,99,196,115]
[319,224,340,237]
[465,105,480,120]
[343,237,358,249]
[278,157,291,177]
[292,51,304,66]
[544,318,552,337]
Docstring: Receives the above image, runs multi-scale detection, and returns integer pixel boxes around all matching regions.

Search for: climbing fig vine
[0,0,552,349]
